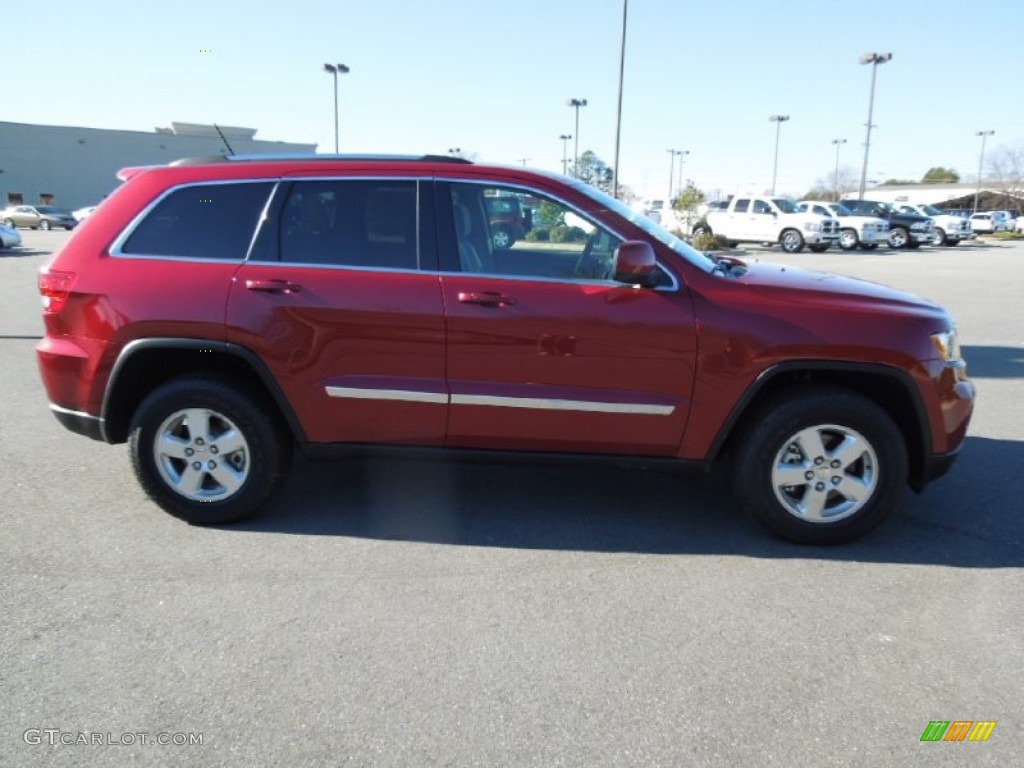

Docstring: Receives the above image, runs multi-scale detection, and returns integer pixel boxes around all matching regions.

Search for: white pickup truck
[893,203,973,246]
[798,200,889,251]
[693,196,841,253]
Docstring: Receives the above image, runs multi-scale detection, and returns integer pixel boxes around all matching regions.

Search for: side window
[278,180,418,270]
[733,199,750,213]
[751,200,771,214]
[121,182,273,259]
[450,183,622,281]
[813,205,829,217]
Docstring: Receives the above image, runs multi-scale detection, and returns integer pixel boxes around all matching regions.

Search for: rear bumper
[50,403,107,442]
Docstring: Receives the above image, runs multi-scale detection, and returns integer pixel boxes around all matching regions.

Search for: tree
[987,142,1024,208]
[803,165,858,201]
[575,150,614,194]
[882,178,915,186]
[922,167,960,183]
[672,181,705,214]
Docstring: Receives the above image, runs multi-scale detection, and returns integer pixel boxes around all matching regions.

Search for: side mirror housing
[613,241,658,287]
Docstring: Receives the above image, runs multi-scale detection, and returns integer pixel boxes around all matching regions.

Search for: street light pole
[769,115,790,195]
[974,129,995,214]
[612,0,628,199]
[666,149,679,203]
[559,134,572,176]
[857,52,892,199]
[567,98,587,178]
[676,150,690,198]
[323,62,350,154]
[831,138,847,201]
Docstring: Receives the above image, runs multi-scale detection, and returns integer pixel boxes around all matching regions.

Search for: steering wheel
[572,231,614,280]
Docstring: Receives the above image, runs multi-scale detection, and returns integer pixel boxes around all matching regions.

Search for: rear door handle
[457,291,516,307]
[245,279,302,294]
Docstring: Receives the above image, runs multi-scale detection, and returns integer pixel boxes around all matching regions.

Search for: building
[0,121,317,209]
[851,181,1024,214]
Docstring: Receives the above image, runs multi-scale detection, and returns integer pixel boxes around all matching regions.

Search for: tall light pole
[323,63,349,154]
[974,130,995,214]
[769,115,790,195]
[517,158,530,167]
[447,147,462,157]
[612,0,628,198]
[676,149,690,198]
[567,98,587,178]
[667,149,679,203]
[831,138,847,201]
[857,52,892,199]
[559,134,572,176]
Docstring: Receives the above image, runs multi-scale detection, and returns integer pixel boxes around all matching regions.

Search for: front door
[438,181,697,456]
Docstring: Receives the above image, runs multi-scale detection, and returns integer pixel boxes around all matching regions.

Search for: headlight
[931,329,962,362]
[803,221,822,232]
[911,222,928,231]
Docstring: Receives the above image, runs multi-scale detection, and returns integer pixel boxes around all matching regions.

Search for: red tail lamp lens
[39,270,76,314]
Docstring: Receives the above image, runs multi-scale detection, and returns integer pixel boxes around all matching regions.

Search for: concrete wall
[0,121,317,209]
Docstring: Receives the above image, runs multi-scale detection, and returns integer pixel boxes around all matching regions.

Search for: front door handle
[457,291,516,307]
[245,279,302,294]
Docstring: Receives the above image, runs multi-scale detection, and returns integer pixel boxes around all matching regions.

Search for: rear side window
[733,199,750,213]
[278,180,418,270]
[121,182,273,259]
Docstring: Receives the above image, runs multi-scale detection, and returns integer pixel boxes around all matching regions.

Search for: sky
[11,0,1024,201]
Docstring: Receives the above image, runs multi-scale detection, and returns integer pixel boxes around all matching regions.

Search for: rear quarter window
[119,181,274,259]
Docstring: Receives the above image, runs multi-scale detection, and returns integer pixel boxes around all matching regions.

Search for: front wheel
[780,229,804,253]
[129,375,293,525]
[839,229,859,251]
[2,218,14,228]
[931,228,946,246]
[888,226,909,248]
[732,387,907,544]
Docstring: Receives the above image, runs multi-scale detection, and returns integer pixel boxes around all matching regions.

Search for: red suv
[37,154,974,544]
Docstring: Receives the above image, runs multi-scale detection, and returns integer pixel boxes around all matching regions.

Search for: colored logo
[920,721,996,742]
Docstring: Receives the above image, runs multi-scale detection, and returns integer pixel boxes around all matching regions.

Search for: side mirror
[613,241,658,287]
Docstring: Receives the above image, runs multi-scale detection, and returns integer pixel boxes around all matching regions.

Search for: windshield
[567,180,716,271]
[828,203,853,217]
[772,198,800,214]
[919,204,943,215]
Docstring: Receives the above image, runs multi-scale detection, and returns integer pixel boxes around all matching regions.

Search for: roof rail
[168,153,473,165]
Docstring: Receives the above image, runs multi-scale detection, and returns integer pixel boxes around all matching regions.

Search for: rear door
[227,177,448,446]
[437,180,696,456]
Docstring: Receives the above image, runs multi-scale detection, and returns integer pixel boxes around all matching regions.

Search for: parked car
[0,222,22,249]
[842,199,934,249]
[36,154,974,544]
[1,205,77,230]
[797,200,889,251]
[894,203,974,246]
[694,195,840,253]
[969,212,996,234]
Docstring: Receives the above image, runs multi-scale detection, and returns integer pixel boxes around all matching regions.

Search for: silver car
[1,205,78,230]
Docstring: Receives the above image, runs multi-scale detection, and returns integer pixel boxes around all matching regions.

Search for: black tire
[859,242,879,251]
[839,229,859,251]
[780,229,804,253]
[809,244,829,253]
[732,386,907,545]
[888,226,909,249]
[128,375,293,525]
[39,220,51,231]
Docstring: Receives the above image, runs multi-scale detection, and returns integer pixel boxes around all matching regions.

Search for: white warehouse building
[0,121,317,210]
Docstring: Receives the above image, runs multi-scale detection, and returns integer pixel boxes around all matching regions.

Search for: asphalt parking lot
[1,230,1021,767]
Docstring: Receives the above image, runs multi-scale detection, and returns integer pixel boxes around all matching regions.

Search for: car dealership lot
[2,231,1021,766]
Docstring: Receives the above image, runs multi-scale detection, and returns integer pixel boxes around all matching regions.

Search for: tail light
[39,270,76,314]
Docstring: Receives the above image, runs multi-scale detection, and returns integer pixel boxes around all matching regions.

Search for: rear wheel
[732,387,907,544]
[39,220,51,231]
[129,375,293,525]
[492,227,513,249]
